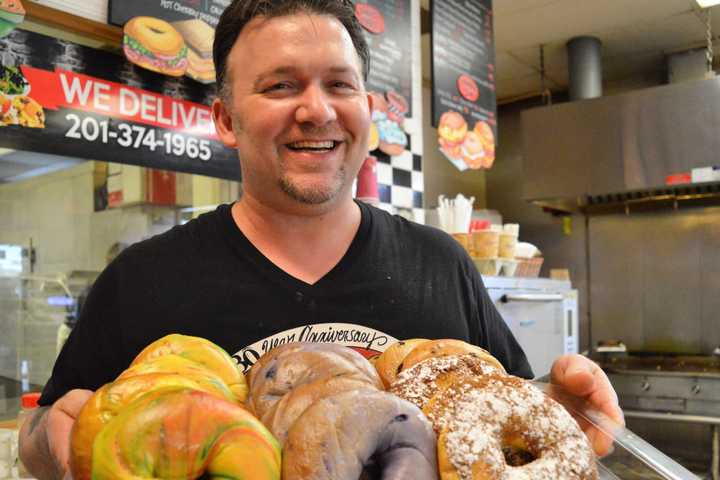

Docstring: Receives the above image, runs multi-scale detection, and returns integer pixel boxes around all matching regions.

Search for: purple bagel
[282,389,438,480]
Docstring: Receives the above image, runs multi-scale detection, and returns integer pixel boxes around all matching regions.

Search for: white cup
[0,429,18,480]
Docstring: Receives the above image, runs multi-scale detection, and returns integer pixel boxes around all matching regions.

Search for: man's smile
[285,140,343,153]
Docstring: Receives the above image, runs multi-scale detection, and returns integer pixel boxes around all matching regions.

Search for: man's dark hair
[214,0,370,99]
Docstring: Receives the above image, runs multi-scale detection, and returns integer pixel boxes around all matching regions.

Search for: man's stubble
[231,113,350,206]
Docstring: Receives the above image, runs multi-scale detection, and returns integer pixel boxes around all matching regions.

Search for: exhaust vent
[566,36,602,100]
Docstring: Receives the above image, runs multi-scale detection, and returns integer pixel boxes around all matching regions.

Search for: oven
[596,354,720,479]
[484,277,578,379]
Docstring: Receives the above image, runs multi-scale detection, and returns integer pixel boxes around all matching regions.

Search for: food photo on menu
[123,16,189,77]
[438,109,495,171]
[370,90,410,156]
[0,64,45,128]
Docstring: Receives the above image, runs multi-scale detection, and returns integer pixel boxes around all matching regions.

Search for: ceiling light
[697,0,720,7]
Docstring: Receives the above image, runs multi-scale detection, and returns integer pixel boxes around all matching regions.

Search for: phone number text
[65,114,212,161]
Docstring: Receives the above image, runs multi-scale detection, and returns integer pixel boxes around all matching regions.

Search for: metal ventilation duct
[566,36,602,100]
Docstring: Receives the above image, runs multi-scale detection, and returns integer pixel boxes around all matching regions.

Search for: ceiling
[488,0,720,102]
[0,149,83,184]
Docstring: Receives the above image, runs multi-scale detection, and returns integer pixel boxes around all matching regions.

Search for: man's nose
[295,85,337,125]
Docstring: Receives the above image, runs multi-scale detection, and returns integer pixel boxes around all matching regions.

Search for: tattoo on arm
[27,406,50,436]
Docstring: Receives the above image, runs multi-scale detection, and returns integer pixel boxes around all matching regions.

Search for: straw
[437,194,475,233]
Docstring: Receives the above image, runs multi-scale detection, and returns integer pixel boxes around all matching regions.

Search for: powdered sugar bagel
[432,374,597,480]
[390,354,504,410]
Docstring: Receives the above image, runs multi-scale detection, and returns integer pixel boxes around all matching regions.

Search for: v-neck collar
[218,200,373,295]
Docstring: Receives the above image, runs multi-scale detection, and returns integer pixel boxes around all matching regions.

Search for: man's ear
[212,98,238,148]
[366,91,374,113]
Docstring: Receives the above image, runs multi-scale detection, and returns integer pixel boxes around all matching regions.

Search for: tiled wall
[374,0,425,224]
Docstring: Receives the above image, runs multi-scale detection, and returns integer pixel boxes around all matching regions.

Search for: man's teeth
[288,141,336,150]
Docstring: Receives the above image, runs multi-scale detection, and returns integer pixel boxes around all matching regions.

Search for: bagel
[247,342,382,418]
[473,121,496,169]
[384,339,597,480]
[90,387,280,479]
[390,354,503,410]
[373,338,430,388]
[432,374,597,479]
[282,389,438,480]
[129,333,247,401]
[400,338,506,373]
[438,111,468,159]
[69,334,276,480]
[70,371,238,480]
[460,130,486,170]
[123,16,188,77]
[260,375,371,445]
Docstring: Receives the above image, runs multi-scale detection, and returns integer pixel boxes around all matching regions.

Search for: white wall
[0,160,191,388]
[0,161,174,274]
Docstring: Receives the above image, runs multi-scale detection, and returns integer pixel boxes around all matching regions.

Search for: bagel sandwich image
[123,16,188,77]
[460,130,486,169]
[474,120,496,169]
[437,110,468,159]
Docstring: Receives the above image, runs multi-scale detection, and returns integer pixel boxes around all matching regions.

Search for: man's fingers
[551,355,596,396]
[47,389,94,474]
[550,355,625,457]
[591,427,615,457]
[55,389,94,418]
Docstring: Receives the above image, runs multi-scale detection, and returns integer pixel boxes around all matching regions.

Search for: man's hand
[19,389,93,480]
[550,354,624,457]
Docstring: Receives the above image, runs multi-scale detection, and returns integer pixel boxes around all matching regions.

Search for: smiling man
[211,6,373,284]
[19,1,622,478]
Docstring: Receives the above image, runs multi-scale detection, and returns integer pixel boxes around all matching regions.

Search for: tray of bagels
[69,335,699,479]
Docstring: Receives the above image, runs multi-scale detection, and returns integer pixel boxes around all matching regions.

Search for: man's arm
[19,389,93,480]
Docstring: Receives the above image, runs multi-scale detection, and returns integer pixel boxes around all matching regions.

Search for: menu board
[355,0,413,158]
[109,0,229,83]
[431,0,496,171]
[0,29,240,181]
[109,0,228,28]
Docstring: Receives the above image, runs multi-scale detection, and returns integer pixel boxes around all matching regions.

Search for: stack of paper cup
[472,230,500,258]
[499,224,519,259]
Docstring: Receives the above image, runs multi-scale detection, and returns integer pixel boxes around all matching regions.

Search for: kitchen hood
[521,76,720,214]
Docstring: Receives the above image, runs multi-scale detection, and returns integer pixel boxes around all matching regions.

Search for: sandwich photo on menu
[122,16,188,77]
[172,19,216,84]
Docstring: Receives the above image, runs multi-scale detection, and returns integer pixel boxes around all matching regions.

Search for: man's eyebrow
[253,66,297,90]
[253,65,360,89]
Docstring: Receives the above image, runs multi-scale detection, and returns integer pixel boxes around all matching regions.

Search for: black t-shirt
[40,202,532,405]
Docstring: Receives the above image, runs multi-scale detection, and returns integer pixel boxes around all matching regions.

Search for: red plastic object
[21,392,41,409]
[469,219,491,232]
[665,173,691,185]
[356,156,379,203]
